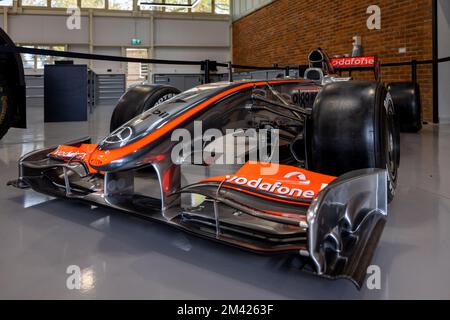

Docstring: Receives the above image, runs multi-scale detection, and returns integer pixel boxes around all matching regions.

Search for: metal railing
[2,44,448,85]
[2,43,449,123]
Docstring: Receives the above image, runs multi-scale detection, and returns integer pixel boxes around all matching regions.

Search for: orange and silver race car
[9,60,399,289]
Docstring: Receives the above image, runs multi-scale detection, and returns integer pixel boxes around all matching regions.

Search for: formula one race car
[9,47,400,288]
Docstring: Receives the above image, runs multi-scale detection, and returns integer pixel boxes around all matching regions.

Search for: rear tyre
[110,84,180,132]
[308,81,399,202]
[387,82,422,133]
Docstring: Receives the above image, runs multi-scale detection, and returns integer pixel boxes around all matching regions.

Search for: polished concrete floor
[1,105,450,299]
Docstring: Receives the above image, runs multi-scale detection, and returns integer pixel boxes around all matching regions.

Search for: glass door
[125,48,149,88]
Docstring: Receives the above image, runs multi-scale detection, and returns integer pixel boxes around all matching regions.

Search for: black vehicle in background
[0,28,26,140]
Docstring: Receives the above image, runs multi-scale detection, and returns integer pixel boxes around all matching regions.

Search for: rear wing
[330,56,381,81]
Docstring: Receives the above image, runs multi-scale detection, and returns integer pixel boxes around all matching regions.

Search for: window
[21,0,47,6]
[81,0,105,9]
[165,0,188,13]
[140,63,149,78]
[191,0,212,13]
[215,0,229,14]
[126,48,149,87]
[138,0,228,14]
[139,0,164,11]
[0,0,13,7]
[51,0,78,7]
[21,47,35,70]
[109,0,133,10]
[37,46,66,69]
[20,45,66,70]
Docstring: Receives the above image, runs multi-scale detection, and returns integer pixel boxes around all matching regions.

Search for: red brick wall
[232,0,433,121]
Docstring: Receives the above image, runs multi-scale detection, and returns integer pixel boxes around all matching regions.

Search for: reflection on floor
[1,105,450,299]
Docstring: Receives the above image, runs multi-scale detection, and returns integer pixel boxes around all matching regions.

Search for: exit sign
[131,39,142,45]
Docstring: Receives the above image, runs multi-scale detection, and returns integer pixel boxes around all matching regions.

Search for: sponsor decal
[154,93,177,108]
[49,144,99,173]
[202,162,336,202]
[103,126,133,144]
[330,56,376,68]
[223,171,328,200]
[52,150,87,159]
[292,90,319,108]
[283,171,311,185]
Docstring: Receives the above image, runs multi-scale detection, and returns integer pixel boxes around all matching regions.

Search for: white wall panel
[153,47,230,73]
[93,17,151,46]
[438,0,450,123]
[8,14,89,44]
[68,45,124,74]
[154,19,229,47]
[92,46,124,74]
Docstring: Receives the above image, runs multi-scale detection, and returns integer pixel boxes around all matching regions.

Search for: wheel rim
[0,93,8,124]
[385,97,398,194]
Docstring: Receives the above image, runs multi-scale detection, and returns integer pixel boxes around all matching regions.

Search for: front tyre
[309,81,399,202]
[110,84,180,132]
